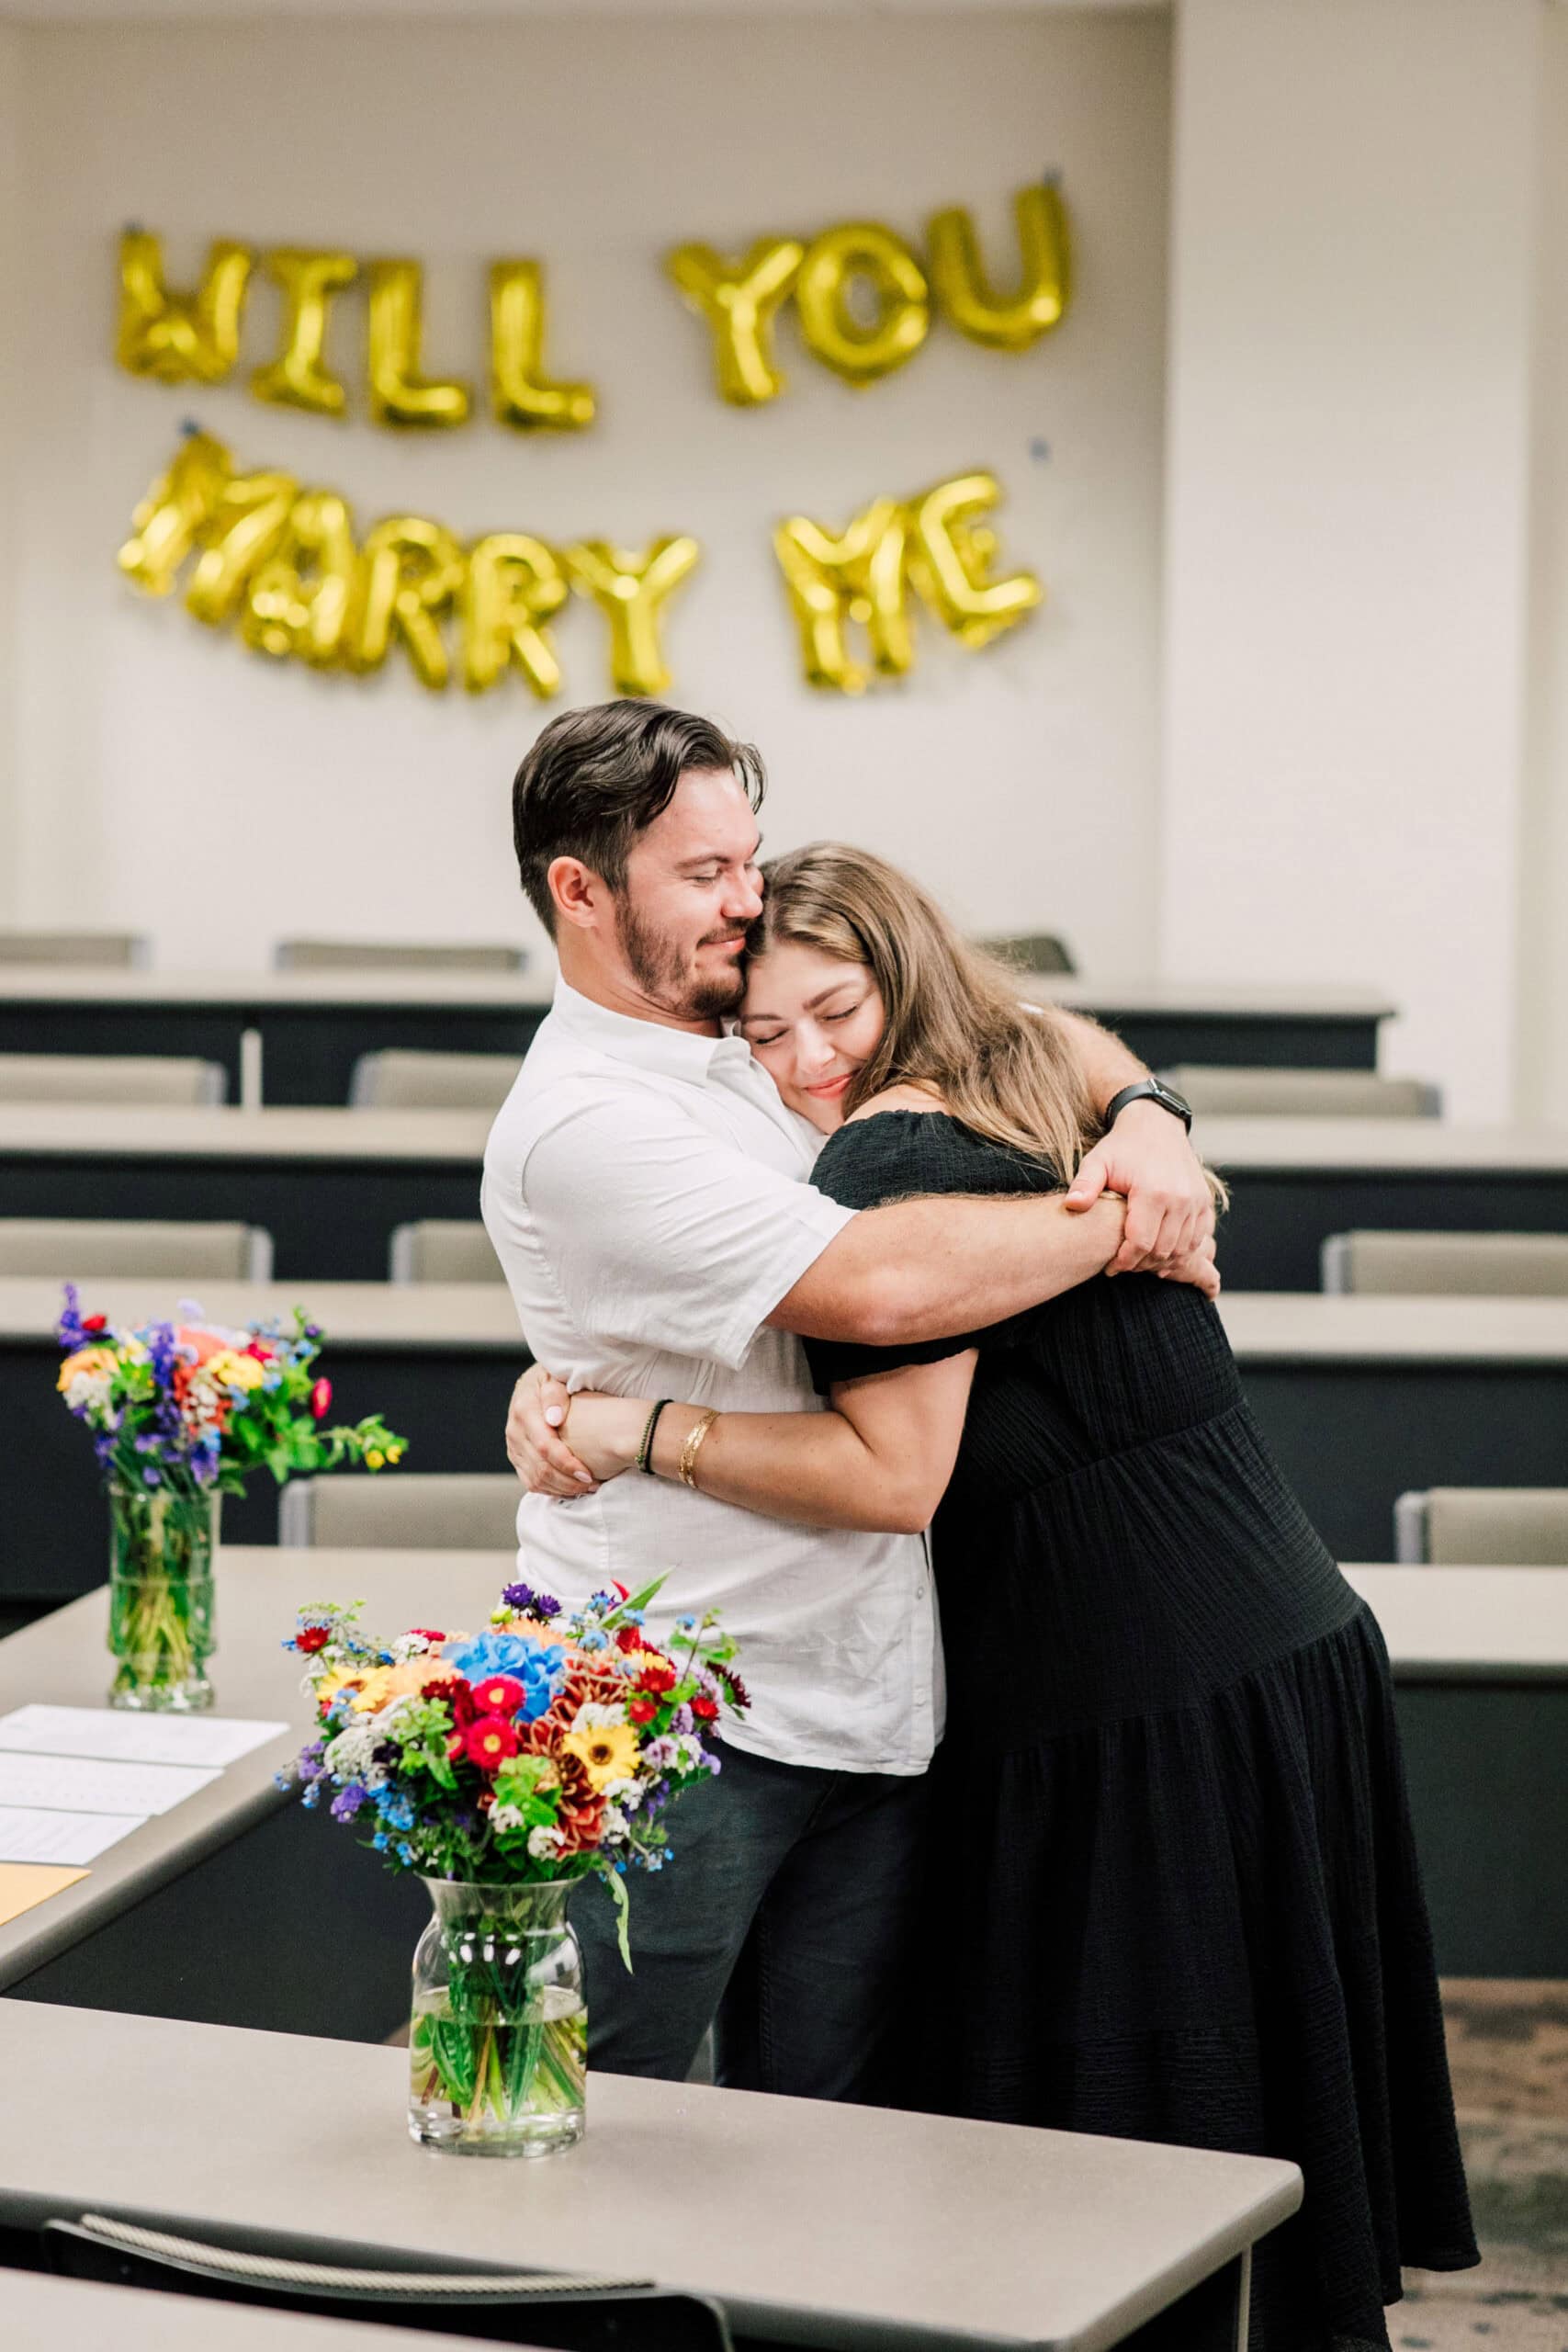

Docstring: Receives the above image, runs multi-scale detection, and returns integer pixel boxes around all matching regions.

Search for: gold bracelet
[678,1408,719,1490]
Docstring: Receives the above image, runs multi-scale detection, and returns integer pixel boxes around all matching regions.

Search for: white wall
[0,26,21,922]
[6,9,1171,971]
[1518,4,1568,1123]
[1158,0,1540,1120]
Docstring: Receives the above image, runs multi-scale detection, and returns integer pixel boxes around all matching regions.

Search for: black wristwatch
[1103,1078,1192,1133]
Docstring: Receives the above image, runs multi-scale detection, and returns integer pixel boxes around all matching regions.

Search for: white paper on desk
[0,1704,289,1770]
[0,1752,219,1817]
[0,1806,146,1864]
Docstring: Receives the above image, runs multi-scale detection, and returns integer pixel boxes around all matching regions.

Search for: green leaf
[605,1866,634,1973]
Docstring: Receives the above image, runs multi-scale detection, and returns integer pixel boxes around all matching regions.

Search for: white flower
[570,1700,627,1731]
[603,1776,644,1811]
[322,1719,389,1789]
[600,1805,629,1841]
[527,1825,565,1859]
[391,1633,435,1663]
[63,1371,114,1419]
[490,1803,525,1834]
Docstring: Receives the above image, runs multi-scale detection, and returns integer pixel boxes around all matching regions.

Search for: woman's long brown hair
[751,842,1098,1181]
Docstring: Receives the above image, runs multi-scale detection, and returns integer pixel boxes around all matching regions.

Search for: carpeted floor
[1397,1984,1568,2352]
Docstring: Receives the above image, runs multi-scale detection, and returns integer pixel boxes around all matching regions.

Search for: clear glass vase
[107,1481,219,1713]
[408,1878,587,2157]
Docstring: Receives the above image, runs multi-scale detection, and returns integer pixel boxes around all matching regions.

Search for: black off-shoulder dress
[805,1112,1476,2352]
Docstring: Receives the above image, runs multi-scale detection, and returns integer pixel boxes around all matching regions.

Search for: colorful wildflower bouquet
[286,1577,746,2154]
[56,1285,405,1712]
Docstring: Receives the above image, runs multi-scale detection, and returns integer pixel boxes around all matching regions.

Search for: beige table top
[1196,1115,1568,1171]
[0,963,555,1010]
[6,1102,1568,1178]
[0,2272,494,2352]
[1344,1566,1568,1681]
[1219,1291,1568,1363]
[0,2000,1301,2352]
[0,1549,511,1989]
[0,960,1392,1023]
[6,1279,1565,1368]
[0,1277,522,1349]
[0,1102,493,1161]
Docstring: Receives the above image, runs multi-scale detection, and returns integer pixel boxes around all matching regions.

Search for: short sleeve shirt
[480,979,941,1775]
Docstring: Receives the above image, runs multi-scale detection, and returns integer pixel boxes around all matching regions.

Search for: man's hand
[505,1361,597,1498]
[1066,1100,1218,1275]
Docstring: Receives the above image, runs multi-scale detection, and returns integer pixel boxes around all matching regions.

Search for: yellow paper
[0,1862,88,1925]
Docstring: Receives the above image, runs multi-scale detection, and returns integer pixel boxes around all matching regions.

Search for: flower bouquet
[284,1577,747,2156]
[56,1286,405,1712]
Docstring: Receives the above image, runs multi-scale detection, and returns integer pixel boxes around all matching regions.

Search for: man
[483,699,1215,2101]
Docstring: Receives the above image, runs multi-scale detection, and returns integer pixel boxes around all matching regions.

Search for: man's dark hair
[511,701,767,934]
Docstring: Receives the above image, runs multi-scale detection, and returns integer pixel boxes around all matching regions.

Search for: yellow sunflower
[559,1720,640,1792]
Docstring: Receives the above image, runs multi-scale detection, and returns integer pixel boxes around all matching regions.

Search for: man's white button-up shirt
[481,978,941,1776]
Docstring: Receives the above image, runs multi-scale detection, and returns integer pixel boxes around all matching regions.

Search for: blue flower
[448,1628,548,1684]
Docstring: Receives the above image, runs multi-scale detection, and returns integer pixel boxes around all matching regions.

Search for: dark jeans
[568,1742,929,2102]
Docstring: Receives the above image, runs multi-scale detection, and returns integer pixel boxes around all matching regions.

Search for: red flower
[81,1313,107,1334]
[477,1789,495,1814]
[310,1377,332,1419]
[446,1731,466,1761]
[295,1625,329,1654]
[410,1627,446,1643]
[690,1693,718,1723]
[627,1695,658,1725]
[445,1678,477,1728]
[612,1581,629,1600]
[637,1657,677,1696]
[244,1339,276,1361]
[472,1674,525,1718]
[463,1714,520,1772]
[615,1625,644,1654]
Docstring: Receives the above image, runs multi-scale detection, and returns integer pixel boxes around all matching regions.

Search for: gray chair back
[0,930,148,967]
[0,1219,271,1279]
[1323,1229,1568,1295]
[389,1220,504,1283]
[275,938,525,973]
[976,932,1076,975]
[280,1473,522,1550]
[1163,1066,1440,1118]
[1394,1487,1568,1566]
[0,1054,225,1104]
[350,1049,520,1111]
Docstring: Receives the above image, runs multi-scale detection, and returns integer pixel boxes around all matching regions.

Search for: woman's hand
[505,1361,595,1497]
[560,1394,650,1485]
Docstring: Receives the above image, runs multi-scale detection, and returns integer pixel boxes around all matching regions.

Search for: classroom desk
[0,1103,492,1282]
[0,2003,1302,2352]
[10,1282,1567,1603]
[0,1278,525,1600]
[0,965,1393,1105]
[1222,1293,1568,1562]
[0,2274,491,2352]
[0,1550,504,2038]
[1200,1117,1568,1290]
[1345,1566,1568,1976]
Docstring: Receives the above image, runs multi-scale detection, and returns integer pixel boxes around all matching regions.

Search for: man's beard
[615,894,746,1022]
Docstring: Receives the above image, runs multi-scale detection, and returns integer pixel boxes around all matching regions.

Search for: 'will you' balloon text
[115,183,1070,424]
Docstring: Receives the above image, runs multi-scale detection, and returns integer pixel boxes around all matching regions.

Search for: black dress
[805,1112,1477,2352]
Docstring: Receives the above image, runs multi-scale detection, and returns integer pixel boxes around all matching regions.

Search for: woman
[541,843,1477,2352]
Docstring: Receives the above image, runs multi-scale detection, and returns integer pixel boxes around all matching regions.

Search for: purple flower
[56,1283,89,1353]
[330,1783,367,1823]
[141,1467,162,1488]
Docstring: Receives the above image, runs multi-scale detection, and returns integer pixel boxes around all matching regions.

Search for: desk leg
[1116,2248,1251,2352]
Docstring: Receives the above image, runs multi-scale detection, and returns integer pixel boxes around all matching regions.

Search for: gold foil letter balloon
[665,237,804,406]
[118,431,233,596]
[367,260,470,429]
[116,232,253,385]
[773,500,912,693]
[926,182,1071,352]
[252,249,358,416]
[346,515,466,690]
[242,490,359,666]
[793,224,929,388]
[907,471,1042,648]
[564,538,701,699]
[490,262,595,432]
[463,534,570,697]
[184,468,299,627]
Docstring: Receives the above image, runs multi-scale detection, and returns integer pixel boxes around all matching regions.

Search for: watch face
[1156,1081,1192,1120]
